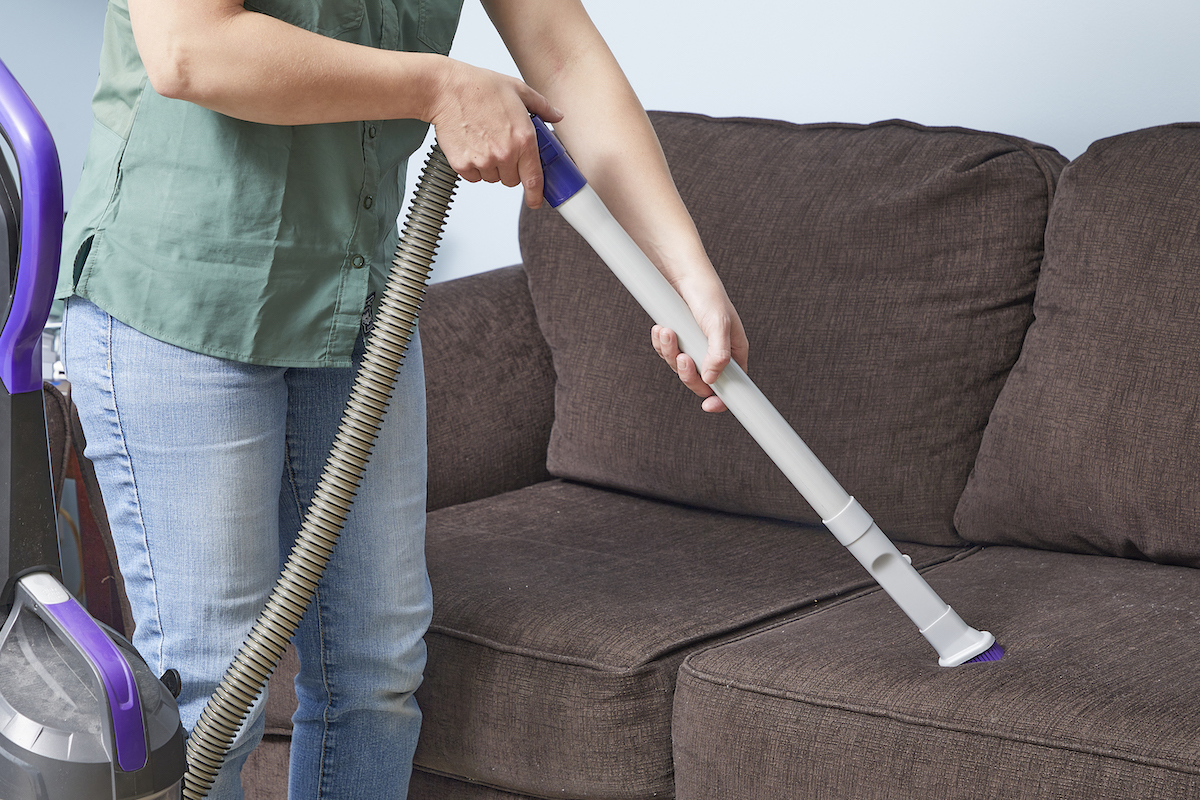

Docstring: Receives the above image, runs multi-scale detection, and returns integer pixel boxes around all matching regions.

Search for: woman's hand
[427,61,562,209]
[651,273,749,413]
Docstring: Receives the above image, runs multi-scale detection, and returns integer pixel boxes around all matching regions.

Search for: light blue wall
[3,0,1197,282]
[1,1,108,204]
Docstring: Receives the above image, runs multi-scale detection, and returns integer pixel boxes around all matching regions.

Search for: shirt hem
[64,292,354,369]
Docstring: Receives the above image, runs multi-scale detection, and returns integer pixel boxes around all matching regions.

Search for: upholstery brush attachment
[966,641,1005,663]
[531,114,1002,667]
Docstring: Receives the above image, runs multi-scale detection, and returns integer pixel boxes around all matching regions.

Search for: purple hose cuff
[532,114,587,208]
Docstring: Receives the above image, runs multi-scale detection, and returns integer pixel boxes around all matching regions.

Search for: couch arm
[421,264,555,511]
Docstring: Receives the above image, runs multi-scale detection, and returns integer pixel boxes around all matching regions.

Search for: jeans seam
[104,309,166,669]
[317,586,332,800]
[282,432,335,798]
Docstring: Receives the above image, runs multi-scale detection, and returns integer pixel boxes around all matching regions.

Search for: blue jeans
[62,298,430,800]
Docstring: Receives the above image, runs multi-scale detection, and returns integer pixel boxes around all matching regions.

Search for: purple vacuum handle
[0,58,63,395]
[47,594,149,771]
[531,114,587,208]
[18,572,150,772]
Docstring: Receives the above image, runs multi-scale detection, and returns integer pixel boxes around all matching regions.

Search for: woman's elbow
[129,0,239,103]
[141,41,201,101]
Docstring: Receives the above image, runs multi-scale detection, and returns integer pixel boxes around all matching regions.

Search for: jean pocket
[244,0,365,39]
[417,0,465,55]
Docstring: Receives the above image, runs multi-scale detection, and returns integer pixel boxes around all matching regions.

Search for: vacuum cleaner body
[0,58,186,800]
[0,574,185,800]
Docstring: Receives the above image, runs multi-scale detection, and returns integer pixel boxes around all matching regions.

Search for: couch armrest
[422,264,555,511]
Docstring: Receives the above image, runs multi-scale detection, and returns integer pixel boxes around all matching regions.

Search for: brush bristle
[966,641,1005,664]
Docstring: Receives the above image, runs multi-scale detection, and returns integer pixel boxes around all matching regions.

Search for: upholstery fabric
[416,479,965,798]
[246,749,542,799]
[522,113,1065,545]
[243,736,289,800]
[241,743,531,800]
[422,265,555,512]
[410,770,536,799]
[673,546,1200,800]
[956,124,1200,566]
[238,743,527,800]
[264,644,299,734]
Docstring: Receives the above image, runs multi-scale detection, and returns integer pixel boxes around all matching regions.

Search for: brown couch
[65,111,1200,799]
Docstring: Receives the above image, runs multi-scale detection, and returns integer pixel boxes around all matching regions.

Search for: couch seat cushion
[416,479,966,799]
[956,124,1200,566]
[521,112,1066,546]
[409,769,534,799]
[673,547,1200,800]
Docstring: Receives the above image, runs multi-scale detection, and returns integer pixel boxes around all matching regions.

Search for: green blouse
[56,0,465,367]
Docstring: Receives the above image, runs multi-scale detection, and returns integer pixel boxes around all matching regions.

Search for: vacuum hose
[182,143,460,799]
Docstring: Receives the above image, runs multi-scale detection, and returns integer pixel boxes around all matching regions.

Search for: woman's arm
[128,0,560,206]
[483,0,749,411]
[128,0,747,408]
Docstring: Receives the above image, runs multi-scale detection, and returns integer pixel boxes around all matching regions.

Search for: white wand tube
[533,117,997,667]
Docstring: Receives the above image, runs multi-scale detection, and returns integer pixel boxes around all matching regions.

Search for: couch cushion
[956,124,1200,566]
[409,769,534,799]
[673,547,1200,800]
[415,479,965,798]
[521,113,1065,546]
[422,265,555,512]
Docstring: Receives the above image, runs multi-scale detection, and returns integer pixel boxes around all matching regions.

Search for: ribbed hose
[182,143,459,799]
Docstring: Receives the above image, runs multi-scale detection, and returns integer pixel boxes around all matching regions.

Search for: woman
[57,1,748,797]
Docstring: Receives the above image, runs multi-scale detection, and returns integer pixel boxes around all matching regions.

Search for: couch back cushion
[956,124,1200,565]
[521,113,1064,546]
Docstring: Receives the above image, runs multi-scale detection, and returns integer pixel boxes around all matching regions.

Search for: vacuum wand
[531,115,1001,667]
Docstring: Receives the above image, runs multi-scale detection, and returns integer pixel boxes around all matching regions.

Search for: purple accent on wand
[45,596,148,772]
[531,114,587,208]
[966,641,1005,664]
[0,58,63,395]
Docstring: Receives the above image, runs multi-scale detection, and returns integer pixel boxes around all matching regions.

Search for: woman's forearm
[486,0,748,406]
[484,0,719,293]
[129,0,452,125]
[129,0,561,205]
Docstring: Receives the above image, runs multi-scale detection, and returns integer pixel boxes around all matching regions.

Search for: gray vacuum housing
[0,574,185,800]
